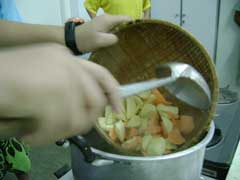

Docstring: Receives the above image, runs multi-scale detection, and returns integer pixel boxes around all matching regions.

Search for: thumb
[95,32,119,48]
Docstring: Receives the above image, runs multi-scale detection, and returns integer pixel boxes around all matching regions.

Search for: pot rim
[91,122,215,161]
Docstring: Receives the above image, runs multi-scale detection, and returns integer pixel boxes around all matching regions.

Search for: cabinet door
[182,0,219,60]
[151,0,181,25]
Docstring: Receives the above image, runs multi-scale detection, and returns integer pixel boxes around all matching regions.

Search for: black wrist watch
[65,20,84,55]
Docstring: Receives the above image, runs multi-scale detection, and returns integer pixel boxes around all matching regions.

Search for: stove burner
[207,128,222,148]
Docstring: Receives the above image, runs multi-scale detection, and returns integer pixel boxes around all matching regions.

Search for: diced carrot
[148,112,160,127]
[152,89,171,105]
[109,128,117,141]
[127,128,139,139]
[147,126,162,134]
[167,128,186,145]
[121,136,141,151]
[179,115,195,135]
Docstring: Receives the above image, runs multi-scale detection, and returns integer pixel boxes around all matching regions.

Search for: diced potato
[167,128,186,145]
[106,116,116,125]
[134,96,144,109]
[165,140,178,150]
[115,121,126,142]
[144,94,156,104]
[179,115,195,135]
[140,104,156,118]
[157,105,179,115]
[158,110,169,119]
[138,90,151,99]
[142,135,153,151]
[126,97,138,119]
[116,111,127,121]
[98,117,114,132]
[138,117,149,134]
[162,116,173,134]
[121,136,141,151]
[146,137,166,156]
[127,115,141,128]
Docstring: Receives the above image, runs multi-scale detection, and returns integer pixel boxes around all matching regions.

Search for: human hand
[0,43,121,145]
[75,14,133,52]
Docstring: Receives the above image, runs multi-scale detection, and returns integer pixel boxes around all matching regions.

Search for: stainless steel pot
[70,122,215,180]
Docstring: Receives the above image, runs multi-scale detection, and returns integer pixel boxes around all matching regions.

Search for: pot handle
[68,136,96,163]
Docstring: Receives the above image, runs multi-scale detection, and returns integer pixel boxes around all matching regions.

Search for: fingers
[72,63,107,125]
[96,14,134,32]
[95,32,118,48]
[79,61,121,112]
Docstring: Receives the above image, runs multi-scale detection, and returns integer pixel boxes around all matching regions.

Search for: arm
[0,14,132,52]
[0,20,64,47]
[143,8,151,19]
[86,9,97,19]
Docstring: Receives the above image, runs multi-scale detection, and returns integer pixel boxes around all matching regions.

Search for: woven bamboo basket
[90,20,219,153]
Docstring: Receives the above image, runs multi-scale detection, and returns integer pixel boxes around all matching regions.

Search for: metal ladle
[119,62,211,110]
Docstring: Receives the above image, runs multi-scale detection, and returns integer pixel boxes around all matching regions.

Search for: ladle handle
[119,77,175,98]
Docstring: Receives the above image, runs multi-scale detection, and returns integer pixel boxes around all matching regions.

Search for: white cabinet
[182,0,218,61]
[151,0,219,60]
[151,0,181,25]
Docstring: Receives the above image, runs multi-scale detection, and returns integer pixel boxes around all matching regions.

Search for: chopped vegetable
[165,140,178,151]
[179,115,195,135]
[99,89,194,156]
[127,115,141,128]
[138,90,151,99]
[144,94,156,104]
[134,96,144,109]
[138,117,149,134]
[121,136,141,151]
[127,128,139,139]
[152,89,171,105]
[109,128,117,141]
[146,137,166,156]
[126,97,138,119]
[142,135,153,151]
[157,104,179,115]
[140,104,156,118]
[161,116,173,134]
[115,121,126,142]
[98,117,114,131]
[167,128,186,145]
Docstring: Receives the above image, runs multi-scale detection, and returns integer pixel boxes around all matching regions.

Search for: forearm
[86,9,97,19]
[143,8,151,19]
[0,20,65,47]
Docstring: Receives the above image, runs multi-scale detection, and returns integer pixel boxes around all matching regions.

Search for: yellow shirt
[84,0,151,19]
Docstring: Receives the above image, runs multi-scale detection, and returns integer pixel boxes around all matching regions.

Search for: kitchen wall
[216,0,240,89]
[16,0,103,25]
[16,0,64,25]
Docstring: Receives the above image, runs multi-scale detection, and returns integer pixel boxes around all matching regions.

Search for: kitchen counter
[226,140,240,180]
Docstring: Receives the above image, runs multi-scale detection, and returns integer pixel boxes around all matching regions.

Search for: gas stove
[202,87,240,180]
